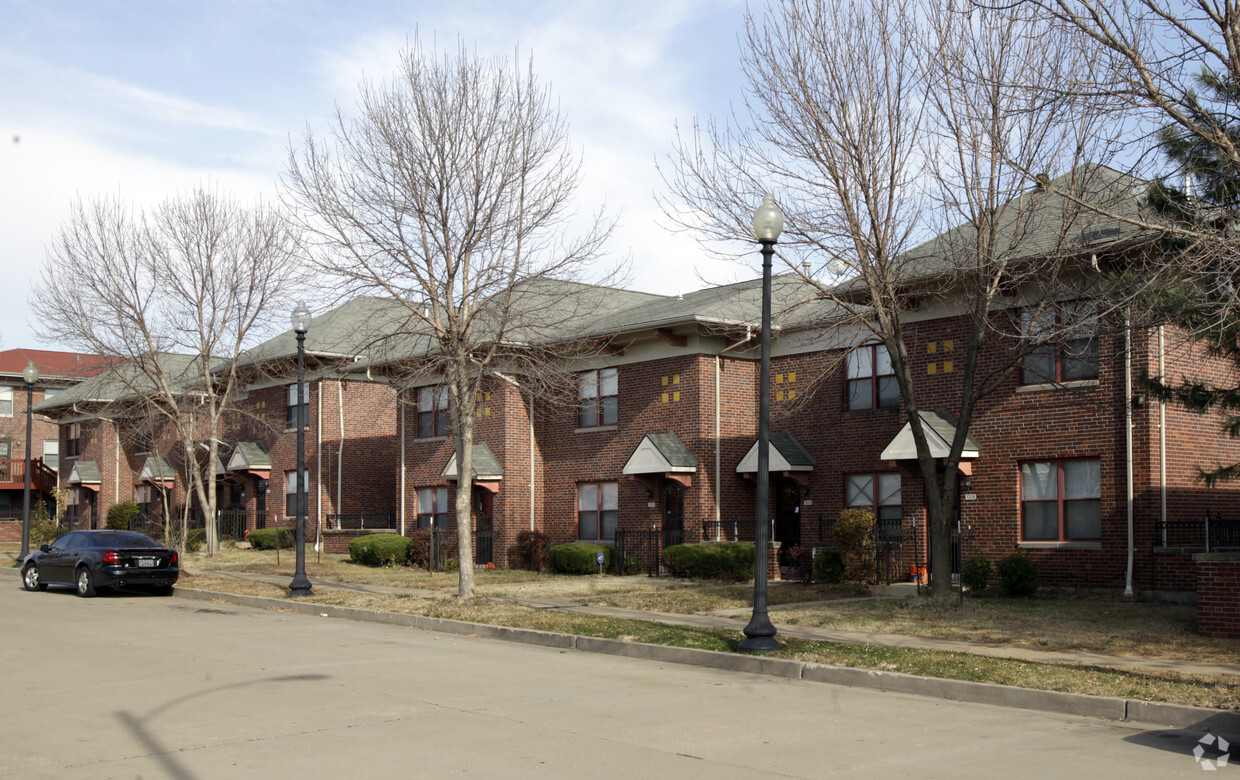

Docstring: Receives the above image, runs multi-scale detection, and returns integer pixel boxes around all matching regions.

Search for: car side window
[60,534,85,550]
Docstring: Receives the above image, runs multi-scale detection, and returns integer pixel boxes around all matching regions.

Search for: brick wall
[1195,554,1240,638]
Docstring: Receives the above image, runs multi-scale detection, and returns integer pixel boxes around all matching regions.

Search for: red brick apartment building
[32,174,1240,602]
[0,349,109,542]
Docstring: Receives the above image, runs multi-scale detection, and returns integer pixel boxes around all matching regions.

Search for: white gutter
[316,379,323,553]
[1124,311,1134,597]
[716,330,756,524]
[399,396,406,536]
[337,379,345,518]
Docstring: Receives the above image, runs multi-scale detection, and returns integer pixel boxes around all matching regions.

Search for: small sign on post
[597,551,605,574]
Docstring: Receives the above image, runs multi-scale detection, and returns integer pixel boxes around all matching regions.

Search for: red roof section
[0,349,112,380]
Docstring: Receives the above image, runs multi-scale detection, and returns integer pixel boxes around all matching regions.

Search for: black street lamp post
[288,302,314,597]
[739,194,783,654]
[17,360,38,566]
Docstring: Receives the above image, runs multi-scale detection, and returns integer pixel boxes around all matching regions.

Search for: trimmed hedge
[184,528,206,552]
[962,555,994,592]
[660,542,754,581]
[548,542,636,575]
[248,528,292,550]
[349,533,411,567]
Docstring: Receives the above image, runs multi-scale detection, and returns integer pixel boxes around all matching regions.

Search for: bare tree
[662,0,1123,596]
[31,189,302,554]
[282,41,614,600]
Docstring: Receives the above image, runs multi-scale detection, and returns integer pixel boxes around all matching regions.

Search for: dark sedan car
[21,530,179,597]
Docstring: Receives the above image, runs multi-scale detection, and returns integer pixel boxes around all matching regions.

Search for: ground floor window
[417,487,449,530]
[1020,459,1101,540]
[578,482,617,541]
[845,473,902,523]
[285,470,309,517]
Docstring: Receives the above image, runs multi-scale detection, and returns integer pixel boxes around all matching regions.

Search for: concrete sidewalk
[181,567,1240,679]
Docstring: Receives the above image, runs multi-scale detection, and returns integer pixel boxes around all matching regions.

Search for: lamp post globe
[17,361,38,566]
[739,194,783,654]
[288,303,314,597]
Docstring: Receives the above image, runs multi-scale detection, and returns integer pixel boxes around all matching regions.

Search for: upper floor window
[578,368,618,428]
[416,487,449,529]
[1020,459,1101,541]
[578,482,618,541]
[66,422,82,458]
[133,430,154,454]
[417,386,450,438]
[43,439,59,472]
[0,386,13,417]
[287,383,310,428]
[846,344,898,411]
[1020,302,1098,385]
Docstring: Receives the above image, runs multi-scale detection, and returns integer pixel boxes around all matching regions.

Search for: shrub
[961,555,994,593]
[549,542,613,575]
[660,542,754,581]
[510,530,550,571]
[248,528,292,550]
[832,508,875,583]
[349,533,412,567]
[408,529,431,569]
[184,528,206,552]
[786,545,814,584]
[812,548,847,584]
[106,500,140,531]
[996,553,1038,597]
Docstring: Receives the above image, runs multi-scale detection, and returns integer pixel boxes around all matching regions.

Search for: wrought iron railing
[327,513,397,530]
[1156,512,1240,551]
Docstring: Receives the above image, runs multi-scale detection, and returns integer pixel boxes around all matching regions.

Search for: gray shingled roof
[34,353,202,415]
[139,456,176,482]
[68,460,102,484]
[441,441,504,480]
[736,431,816,473]
[228,442,271,471]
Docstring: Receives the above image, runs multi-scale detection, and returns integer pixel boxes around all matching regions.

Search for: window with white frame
[135,484,153,506]
[577,482,618,541]
[287,383,310,428]
[578,368,618,428]
[43,439,58,472]
[846,345,899,411]
[0,386,12,417]
[1020,302,1098,384]
[1020,459,1101,541]
[0,439,10,459]
[416,487,449,529]
[417,386,450,438]
[285,469,309,516]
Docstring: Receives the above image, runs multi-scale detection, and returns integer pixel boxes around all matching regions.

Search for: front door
[474,488,493,566]
[662,481,684,548]
[775,479,802,564]
[255,479,268,529]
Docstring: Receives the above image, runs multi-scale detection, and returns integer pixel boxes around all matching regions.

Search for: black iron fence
[420,527,494,570]
[327,513,397,530]
[1156,511,1240,551]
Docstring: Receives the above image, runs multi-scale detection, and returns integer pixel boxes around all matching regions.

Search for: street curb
[172,585,1240,733]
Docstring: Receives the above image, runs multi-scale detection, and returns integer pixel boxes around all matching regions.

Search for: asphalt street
[0,581,1229,778]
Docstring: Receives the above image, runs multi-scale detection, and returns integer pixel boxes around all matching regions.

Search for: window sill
[1016,379,1099,393]
[841,407,900,417]
[1017,541,1101,550]
[575,425,617,434]
[414,436,449,443]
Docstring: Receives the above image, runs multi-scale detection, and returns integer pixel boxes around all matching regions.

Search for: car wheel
[75,566,97,598]
[22,562,47,592]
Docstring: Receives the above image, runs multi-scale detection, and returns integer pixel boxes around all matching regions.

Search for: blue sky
[0,0,753,351]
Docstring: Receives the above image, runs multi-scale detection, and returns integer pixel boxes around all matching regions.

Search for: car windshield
[91,532,161,548]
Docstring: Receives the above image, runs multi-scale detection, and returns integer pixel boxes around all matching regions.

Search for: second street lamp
[739,193,783,654]
[18,360,38,567]
[288,302,314,597]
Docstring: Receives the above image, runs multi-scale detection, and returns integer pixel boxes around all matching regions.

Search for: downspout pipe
[1124,311,1135,598]
[1159,325,1167,544]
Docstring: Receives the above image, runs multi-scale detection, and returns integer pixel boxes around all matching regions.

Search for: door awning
[880,409,980,463]
[623,432,698,486]
[441,442,504,493]
[227,442,272,480]
[139,456,175,487]
[736,431,815,475]
[68,460,101,491]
